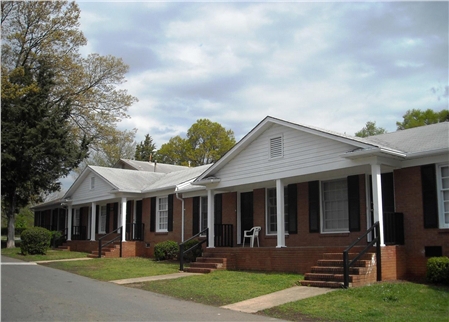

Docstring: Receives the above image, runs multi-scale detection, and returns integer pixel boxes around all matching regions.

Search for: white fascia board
[341,147,406,160]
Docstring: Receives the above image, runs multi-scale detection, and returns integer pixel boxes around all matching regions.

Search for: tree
[158,136,190,166]
[135,134,157,161]
[1,61,89,248]
[355,121,387,138]
[1,1,137,149]
[396,109,449,130]
[75,129,137,173]
[157,119,236,166]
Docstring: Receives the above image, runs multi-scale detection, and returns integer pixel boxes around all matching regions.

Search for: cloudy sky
[76,0,448,148]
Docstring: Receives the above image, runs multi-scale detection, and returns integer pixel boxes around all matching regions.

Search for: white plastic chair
[242,226,261,247]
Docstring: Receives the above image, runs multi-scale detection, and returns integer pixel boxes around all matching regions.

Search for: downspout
[175,191,185,242]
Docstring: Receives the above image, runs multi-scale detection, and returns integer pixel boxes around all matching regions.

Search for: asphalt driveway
[1,255,283,321]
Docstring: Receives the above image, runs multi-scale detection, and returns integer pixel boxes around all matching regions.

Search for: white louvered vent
[270,136,283,159]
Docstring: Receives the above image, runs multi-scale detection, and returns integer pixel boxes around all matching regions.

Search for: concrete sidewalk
[33,258,335,313]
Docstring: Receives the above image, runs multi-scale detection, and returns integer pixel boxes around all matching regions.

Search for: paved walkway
[32,257,336,313]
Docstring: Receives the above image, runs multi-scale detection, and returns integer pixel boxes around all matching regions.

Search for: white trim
[437,163,449,229]
[156,196,168,232]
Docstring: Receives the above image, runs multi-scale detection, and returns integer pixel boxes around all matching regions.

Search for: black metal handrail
[343,221,381,288]
[98,226,123,258]
[179,228,208,271]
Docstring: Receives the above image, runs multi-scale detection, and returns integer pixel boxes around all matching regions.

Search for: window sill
[320,231,350,237]
[155,231,168,235]
[437,229,449,234]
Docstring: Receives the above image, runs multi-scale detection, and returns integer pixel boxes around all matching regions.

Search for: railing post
[120,228,123,258]
[179,243,184,271]
[376,223,382,282]
[98,239,102,259]
[343,251,349,288]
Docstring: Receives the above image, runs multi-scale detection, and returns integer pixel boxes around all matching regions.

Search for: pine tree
[135,134,157,161]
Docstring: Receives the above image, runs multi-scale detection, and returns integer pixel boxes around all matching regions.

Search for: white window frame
[265,187,289,235]
[99,205,107,234]
[200,196,208,235]
[156,196,168,232]
[321,178,349,233]
[437,163,449,229]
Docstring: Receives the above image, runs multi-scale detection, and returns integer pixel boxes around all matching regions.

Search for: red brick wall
[394,166,449,281]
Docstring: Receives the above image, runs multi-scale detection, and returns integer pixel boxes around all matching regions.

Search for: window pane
[322,179,348,232]
[266,187,289,234]
[158,197,168,231]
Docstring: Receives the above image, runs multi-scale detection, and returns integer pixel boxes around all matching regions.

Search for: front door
[240,192,254,242]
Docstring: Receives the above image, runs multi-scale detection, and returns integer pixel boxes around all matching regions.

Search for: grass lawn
[41,257,180,281]
[262,281,449,322]
[127,270,302,306]
[1,247,89,262]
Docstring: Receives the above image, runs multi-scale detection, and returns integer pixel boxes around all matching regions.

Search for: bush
[50,230,66,248]
[154,240,179,261]
[20,227,52,255]
[182,239,203,262]
[426,256,449,285]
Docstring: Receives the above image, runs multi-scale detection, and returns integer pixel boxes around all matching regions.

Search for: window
[99,205,107,234]
[90,177,95,190]
[74,209,80,227]
[322,179,348,232]
[270,135,283,159]
[266,187,288,234]
[437,164,449,228]
[200,196,208,233]
[156,196,168,232]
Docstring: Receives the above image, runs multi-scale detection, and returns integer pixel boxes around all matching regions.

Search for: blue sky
[77,1,448,146]
[60,1,448,190]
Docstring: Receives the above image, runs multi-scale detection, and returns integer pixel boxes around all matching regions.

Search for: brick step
[311,266,369,275]
[304,273,364,283]
[300,280,345,288]
[57,245,70,251]
[322,253,375,260]
[317,259,371,267]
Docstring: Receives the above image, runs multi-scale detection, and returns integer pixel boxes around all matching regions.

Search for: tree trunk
[6,195,17,248]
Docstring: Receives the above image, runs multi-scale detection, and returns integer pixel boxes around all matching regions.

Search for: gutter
[175,190,185,242]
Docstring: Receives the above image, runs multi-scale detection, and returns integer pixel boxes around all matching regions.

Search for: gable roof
[195,116,405,182]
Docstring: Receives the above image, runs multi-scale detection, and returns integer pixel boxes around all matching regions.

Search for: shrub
[50,230,66,248]
[20,227,52,255]
[426,256,449,285]
[182,239,203,262]
[154,240,179,261]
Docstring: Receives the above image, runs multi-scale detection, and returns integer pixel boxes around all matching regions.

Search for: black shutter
[347,175,360,232]
[113,203,118,230]
[106,204,110,233]
[288,184,298,234]
[214,194,222,225]
[381,173,395,213]
[136,200,142,225]
[421,164,438,229]
[193,197,200,235]
[309,181,320,233]
[168,194,174,232]
[150,197,156,232]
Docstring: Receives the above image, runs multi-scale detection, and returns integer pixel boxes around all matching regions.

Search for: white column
[207,189,215,248]
[67,205,72,241]
[371,163,385,246]
[276,179,286,248]
[90,202,96,241]
[121,197,127,242]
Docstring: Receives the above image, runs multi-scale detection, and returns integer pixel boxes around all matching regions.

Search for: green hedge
[426,256,449,285]
[154,240,179,261]
[20,227,52,255]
